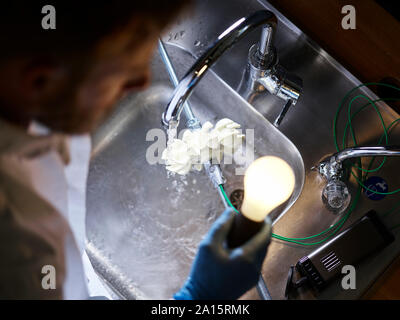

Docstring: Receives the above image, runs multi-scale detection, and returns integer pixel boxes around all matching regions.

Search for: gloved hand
[174,208,272,300]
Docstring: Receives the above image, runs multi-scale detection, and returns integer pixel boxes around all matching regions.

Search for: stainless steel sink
[86,0,400,300]
[86,43,304,300]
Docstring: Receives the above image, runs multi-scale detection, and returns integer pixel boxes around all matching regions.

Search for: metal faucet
[160,13,282,300]
[314,146,400,214]
[158,39,225,187]
[237,26,303,127]
[162,10,301,128]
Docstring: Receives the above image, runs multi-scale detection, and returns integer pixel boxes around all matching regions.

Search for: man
[0,1,271,299]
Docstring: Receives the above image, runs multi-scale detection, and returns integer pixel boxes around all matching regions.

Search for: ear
[20,59,66,104]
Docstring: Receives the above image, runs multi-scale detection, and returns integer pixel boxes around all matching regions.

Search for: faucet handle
[274,100,293,127]
[273,66,302,127]
[274,65,303,103]
[257,65,303,126]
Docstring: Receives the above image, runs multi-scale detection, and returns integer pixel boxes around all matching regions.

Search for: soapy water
[86,47,299,298]
[87,117,247,299]
[163,118,246,175]
[87,140,224,299]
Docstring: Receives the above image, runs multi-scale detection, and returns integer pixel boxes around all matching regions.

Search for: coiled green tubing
[220,82,400,246]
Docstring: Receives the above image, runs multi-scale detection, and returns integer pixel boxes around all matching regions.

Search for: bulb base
[227,212,264,248]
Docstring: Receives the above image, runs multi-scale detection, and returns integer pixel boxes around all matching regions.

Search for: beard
[35,75,119,135]
[36,98,116,135]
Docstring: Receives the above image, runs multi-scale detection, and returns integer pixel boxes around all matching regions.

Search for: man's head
[0,1,189,133]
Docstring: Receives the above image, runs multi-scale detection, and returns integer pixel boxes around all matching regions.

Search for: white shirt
[0,118,93,299]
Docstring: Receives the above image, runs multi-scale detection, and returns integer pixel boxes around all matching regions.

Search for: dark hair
[0,1,189,59]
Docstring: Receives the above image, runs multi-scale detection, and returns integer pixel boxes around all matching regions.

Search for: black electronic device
[285,210,394,297]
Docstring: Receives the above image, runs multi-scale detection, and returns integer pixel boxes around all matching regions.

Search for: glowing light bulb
[241,156,295,222]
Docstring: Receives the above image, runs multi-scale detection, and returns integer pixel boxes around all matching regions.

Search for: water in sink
[86,43,304,299]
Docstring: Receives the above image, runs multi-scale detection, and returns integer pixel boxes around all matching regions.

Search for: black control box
[296,210,395,291]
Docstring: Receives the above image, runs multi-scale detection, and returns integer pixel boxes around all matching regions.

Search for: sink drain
[229,189,244,211]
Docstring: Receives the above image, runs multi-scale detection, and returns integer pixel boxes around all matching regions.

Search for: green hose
[219,82,400,246]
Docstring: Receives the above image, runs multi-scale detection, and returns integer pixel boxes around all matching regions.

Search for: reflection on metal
[158,39,201,130]
[86,43,304,299]
[237,22,303,127]
[315,146,400,213]
[162,10,278,128]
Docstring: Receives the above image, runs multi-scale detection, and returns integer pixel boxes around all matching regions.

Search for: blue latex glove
[174,208,272,300]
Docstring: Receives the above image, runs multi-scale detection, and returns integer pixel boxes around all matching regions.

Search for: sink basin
[87,0,400,300]
[163,0,400,300]
[86,43,304,299]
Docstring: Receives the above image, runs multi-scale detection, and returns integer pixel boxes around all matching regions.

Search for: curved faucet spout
[161,10,277,128]
[334,146,400,163]
[315,145,400,182]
